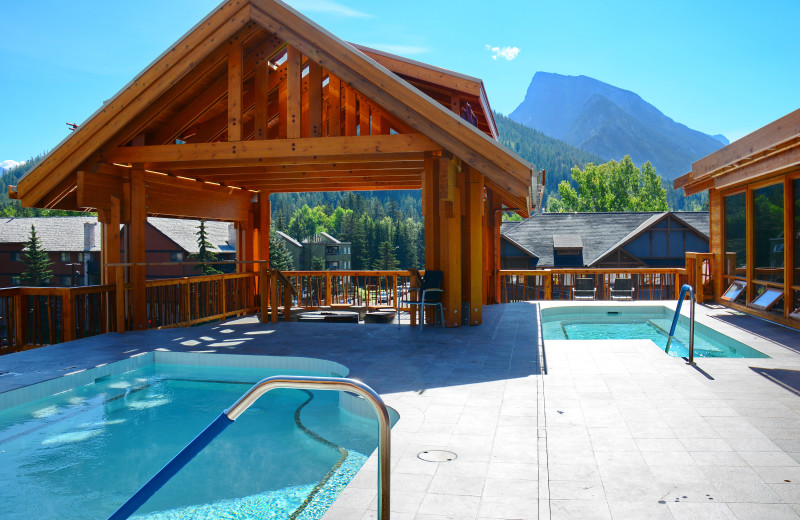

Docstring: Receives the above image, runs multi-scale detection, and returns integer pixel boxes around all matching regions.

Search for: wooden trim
[227,39,243,141]
[108,134,440,166]
[286,46,302,139]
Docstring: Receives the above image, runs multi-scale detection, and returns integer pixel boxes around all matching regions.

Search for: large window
[724,192,746,278]
[753,183,784,283]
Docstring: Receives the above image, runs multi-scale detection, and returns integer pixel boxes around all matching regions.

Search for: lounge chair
[400,270,444,328]
[610,278,635,301]
[572,277,596,301]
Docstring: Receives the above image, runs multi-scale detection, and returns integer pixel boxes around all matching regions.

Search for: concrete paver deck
[1,301,800,519]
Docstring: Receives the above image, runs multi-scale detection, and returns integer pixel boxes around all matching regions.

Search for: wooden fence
[1,256,713,354]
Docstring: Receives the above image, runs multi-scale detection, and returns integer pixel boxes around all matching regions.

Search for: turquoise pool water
[541,306,769,358]
[0,362,394,519]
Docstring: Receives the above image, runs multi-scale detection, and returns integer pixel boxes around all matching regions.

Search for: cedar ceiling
[14,0,535,218]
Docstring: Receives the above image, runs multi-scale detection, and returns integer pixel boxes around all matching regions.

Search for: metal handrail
[109,376,391,520]
[668,284,696,365]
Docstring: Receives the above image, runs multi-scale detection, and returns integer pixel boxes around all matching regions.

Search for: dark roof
[0,217,101,252]
[148,217,234,254]
[501,212,709,267]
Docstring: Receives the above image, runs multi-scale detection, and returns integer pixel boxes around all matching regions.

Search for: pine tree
[374,241,399,270]
[190,221,221,275]
[269,230,295,271]
[311,256,325,271]
[20,225,53,286]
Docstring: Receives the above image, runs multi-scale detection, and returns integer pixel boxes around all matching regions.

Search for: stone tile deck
[1,301,800,519]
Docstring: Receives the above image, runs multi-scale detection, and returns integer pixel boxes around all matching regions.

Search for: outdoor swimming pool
[541,305,769,358]
[0,354,396,519]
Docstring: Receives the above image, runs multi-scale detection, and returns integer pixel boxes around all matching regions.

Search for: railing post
[270,269,279,323]
[544,270,552,300]
[283,277,293,321]
[325,273,332,306]
[62,289,75,343]
[259,264,269,323]
[115,266,125,334]
[392,274,398,310]
[13,292,24,348]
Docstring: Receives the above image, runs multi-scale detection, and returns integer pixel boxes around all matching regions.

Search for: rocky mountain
[509,72,726,179]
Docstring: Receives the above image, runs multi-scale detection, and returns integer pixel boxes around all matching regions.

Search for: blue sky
[1,0,798,167]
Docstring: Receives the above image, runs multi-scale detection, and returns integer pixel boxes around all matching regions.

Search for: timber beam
[107,134,441,168]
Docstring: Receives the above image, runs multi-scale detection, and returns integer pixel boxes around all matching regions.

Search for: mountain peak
[509,72,725,179]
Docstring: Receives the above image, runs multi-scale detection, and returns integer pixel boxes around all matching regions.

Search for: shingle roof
[0,216,237,254]
[501,212,709,267]
[147,217,234,254]
[0,216,101,251]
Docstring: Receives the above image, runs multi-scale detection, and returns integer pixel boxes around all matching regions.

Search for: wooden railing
[280,270,418,311]
[116,272,259,330]
[499,268,691,303]
[0,285,116,354]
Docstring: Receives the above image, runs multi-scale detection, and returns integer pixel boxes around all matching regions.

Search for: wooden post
[327,73,341,137]
[253,57,269,140]
[325,273,332,306]
[259,264,269,323]
[130,169,147,330]
[115,266,125,333]
[422,151,442,325]
[745,187,754,304]
[308,61,323,137]
[544,271,552,300]
[439,156,462,327]
[463,166,484,325]
[61,289,75,343]
[286,46,302,139]
[784,178,793,319]
[344,86,357,136]
[227,39,243,141]
[270,269,279,323]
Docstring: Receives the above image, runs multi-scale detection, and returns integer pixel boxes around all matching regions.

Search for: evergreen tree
[190,221,222,275]
[311,256,325,271]
[268,230,294,271]
[20,225,53,286]
[374,241,399,270]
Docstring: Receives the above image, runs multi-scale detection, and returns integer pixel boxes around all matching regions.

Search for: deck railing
[1,256,712,354]
[499,268,691,303]
[0,285,116,354]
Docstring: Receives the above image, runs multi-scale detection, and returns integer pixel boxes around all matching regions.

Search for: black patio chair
[400,270,444,329]
[610,278,635,301]
[572,277,596,301]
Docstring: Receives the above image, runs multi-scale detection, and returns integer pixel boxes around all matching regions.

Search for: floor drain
[417,450,457,462]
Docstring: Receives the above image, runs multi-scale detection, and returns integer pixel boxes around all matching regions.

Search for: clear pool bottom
[541,306,768,358]
[0,362,393,519]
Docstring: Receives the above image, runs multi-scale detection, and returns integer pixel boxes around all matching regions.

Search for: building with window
[274,231,351,270]
[500,212,709,269]
[675,108,800,329]
[0,216,102,287]
[0,217,236,287]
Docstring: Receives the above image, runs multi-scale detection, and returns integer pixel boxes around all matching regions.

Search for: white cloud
[485,45,520,61]
[0,159,24,171]
[360,43,429,56]
[286,0,374,18]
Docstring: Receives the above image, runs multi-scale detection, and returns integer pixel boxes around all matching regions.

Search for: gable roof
[147,217,234,254]
[0,217,101,252]
[501,212,709,267]
[14,0,535,216]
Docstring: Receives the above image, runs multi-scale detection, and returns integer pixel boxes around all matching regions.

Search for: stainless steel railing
[110,376,391,520]
[667,284,696,365]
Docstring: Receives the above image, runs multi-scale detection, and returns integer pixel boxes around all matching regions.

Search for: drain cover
[417,450,457,462]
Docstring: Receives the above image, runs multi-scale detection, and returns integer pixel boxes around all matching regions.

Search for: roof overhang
[675,108,800,195]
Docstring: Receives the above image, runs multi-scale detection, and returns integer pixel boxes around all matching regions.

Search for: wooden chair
[572,277,596,301]
[400,270,444,329]
[610,278,635,301]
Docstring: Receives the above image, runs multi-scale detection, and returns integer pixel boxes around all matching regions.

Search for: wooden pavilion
[10,0,540,329]
[675,108,800,329]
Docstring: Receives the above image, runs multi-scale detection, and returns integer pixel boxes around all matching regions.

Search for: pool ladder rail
[109,376,392,520]
[667,284,696,365]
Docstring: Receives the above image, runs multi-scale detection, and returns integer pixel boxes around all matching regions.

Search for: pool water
[0,363,392,519]
[541,306,768,358]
